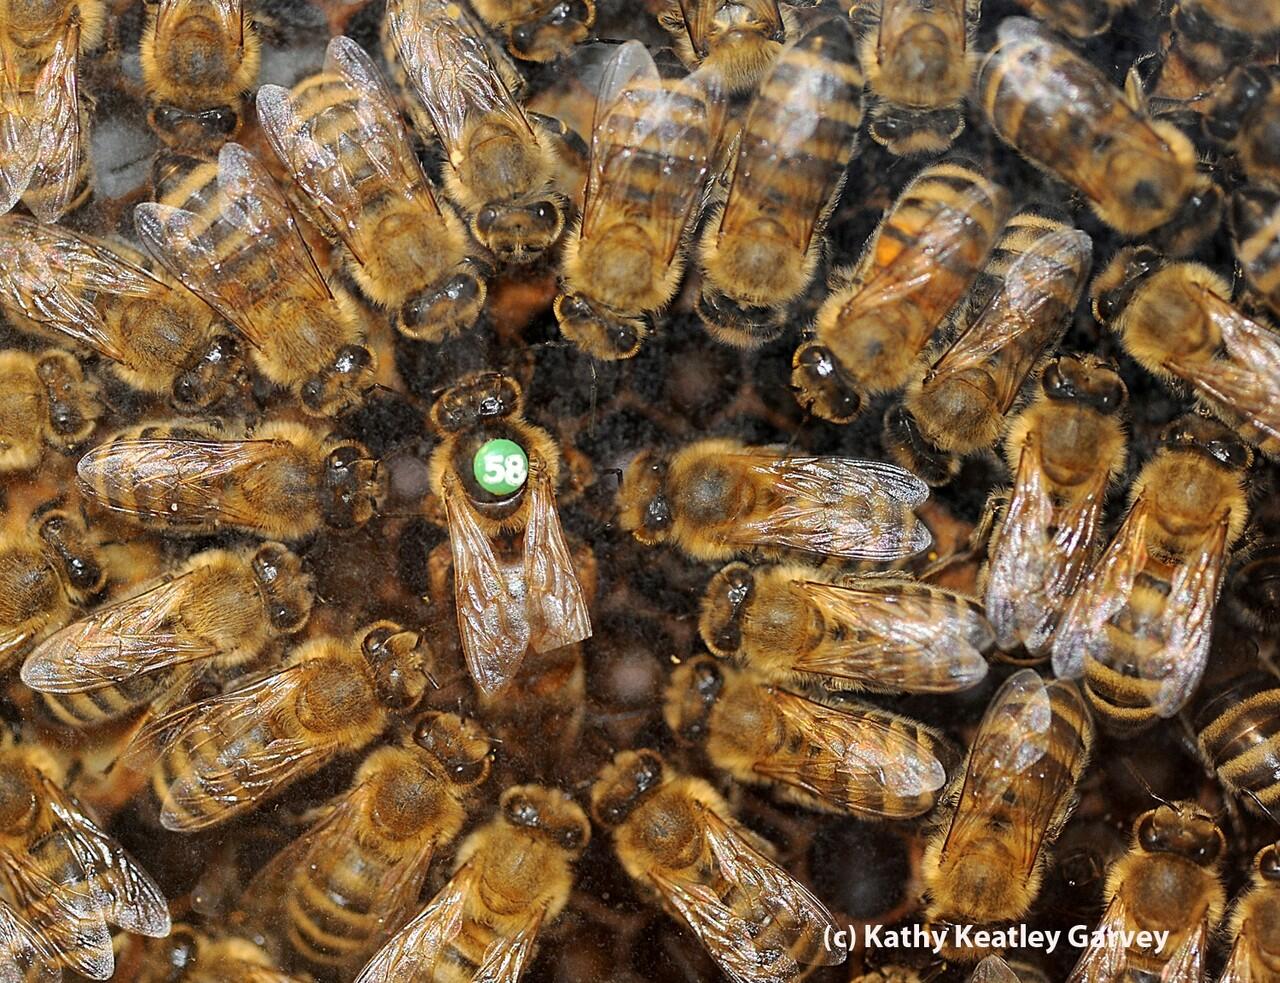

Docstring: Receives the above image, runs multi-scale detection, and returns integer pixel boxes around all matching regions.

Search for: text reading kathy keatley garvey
[825,922,1172,957]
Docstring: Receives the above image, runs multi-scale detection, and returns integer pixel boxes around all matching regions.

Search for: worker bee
[656,0,793,96]
[428,373,590,697]
[1066,801,1226,982]
[591,749,843,981]
[1194,674,1280,823]
[139,0,261,151]
[353,784,589,983]
[1052,415,1252,733]
[983,355,1129,658]
[136,926,306,983]
[0,0,103,221]
[699,562,992,694]
[1093,247,1280,458]
[1204,65,1280,188]
[132,620,432,831]
[77,419,384,541]
[885,213,1092,485]
[617,438,932,562]
[383,0,569,264]
[23,542,313,731]
[922,670,1092,957]
[792,160,1008,423]
[555,40,719,360]
[695,18,863,348]
[976,18,1221,255]
[0,503,103,673]
[0,738,170,980]
[1171,0,1280,84]
[1008,0,1133,37]
[0,349,99,473]
[1230,184,1280,321]
[242,712,491,973]
[1218,843,1280,983]
[469,0,596,63]
[0,215,242,411]
[257,36,487,344]
[853,0,977,156]
[665,656,953,818]
[135,142,375,416]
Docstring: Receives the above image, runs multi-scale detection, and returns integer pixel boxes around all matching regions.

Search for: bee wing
[352,863,474,983]
[725,452,931,559]
[1158,917,1209,983]
[676,0,715,56]
[650,804,839,982]
[753,688,947,815]
[443,474,530,696]
[0,853,114,980]
[470,903,546,983]
[968,956,1023,983]
[0,626,37,669]
[1184,287,1280,442]
[0,44,37,214]
[793,580,989,691]
[523,456,591,654]
[1217,932,1259,983]
[25,26,83,223]
[1065,890,1130,983]
[0,899,58,983]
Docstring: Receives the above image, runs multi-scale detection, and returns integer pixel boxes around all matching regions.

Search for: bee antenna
[1123,759,1172,808]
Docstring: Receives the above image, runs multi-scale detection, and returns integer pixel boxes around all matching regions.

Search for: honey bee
[1218,843,1280,983]
[656,0,792,96]
[617,438,932,562]
[665,656,953,818]
[1204,65,1280,188]
[0,350,99,473]
[139,0,261,151]
[22,542,313,732]
[792,160,1008,423]
[242,712,491,973]
[0,503,104,672]
[383,0,569,264]
[1194,674,1280,823]
[1171,0,1280,84]
[853,0,977,156]
[136,926,306,983]
[983,355,1129,658]
[695,19,863,347]
[77,419,384,541]
[1231,184,1280,321]
[0,0,103,221]
[1052,415,1252,733]
[0,218,242,413]
[1066,801,1226,982]
[0,738,170,980]
[428,372,590,698]
[884,213,1093,485]
[591,749,843,981]
[132,620,432,831]
[1093,247,1280,459]
[134,142,374,416]
[257,36,487,344]
[976,18,1221,255]
[554,40,719,360]
[352,784,589,983]
[922,670,1092,956]
[469,0,596,63]
[699,562,992,694]
[1008,0,1133,37]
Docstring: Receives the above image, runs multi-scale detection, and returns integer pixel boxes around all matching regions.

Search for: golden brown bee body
[665,656,952,818]
[136,926,306,983]
[923,670,1091,957]
[983,355,1129,658]
[257,36,487,343]
[24,542,313,730]
[885,212,1092,485]
[77,419,384,541]
[977,18,1221,253]
[1067,801,1226,981]
[699,562,992,693]
[353,785,589,983]
[139,0,261,151]
[555,40,719,359]
[1053,416,1252,733]
[1172,0,1280,84]
[1231,184,1280,321]
[657,0,792,96]
[1009,0,1133,37]
[135,143,374,416]
[470,0,595,63]
[1094,247,1280,458]
[1205,65,1280,188]
[428,372,591,697]
[1195,675,1280,823]
[695,19,862,347]
[244,712,491,973]
[1219,843,1280,983]
[618,438,932,562]
[0,349,98,473]
[793,160,1008,423]
[137,620,432,831]
[854,0,976,156]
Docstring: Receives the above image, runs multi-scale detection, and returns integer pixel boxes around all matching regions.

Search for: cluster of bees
[0,0,1278,979]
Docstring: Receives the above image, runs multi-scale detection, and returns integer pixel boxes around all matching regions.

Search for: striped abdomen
[1197,679,1280,821]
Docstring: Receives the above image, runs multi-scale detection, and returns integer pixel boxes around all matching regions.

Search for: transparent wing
[1158,917,1209,983]
[1065,893,1131,983]
[0,898,58,983]
[1217,930,1258,983]
[1186,287,1280,442]
[470,904,545,983]
[0,44,36,215]
[523,456,591,654]
[969,957,1024,983]
[25,26,83,223]
[352,864,472,983]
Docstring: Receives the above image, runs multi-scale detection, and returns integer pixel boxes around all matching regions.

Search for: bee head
[473,199,564,265]
[171,335,242,413]
[695,286,786,350]
[554,293,644,361]
[413,712,492,788]
[250,542,314,635]
[663,657,724,745]
[1090,245,1164,325]
[867,103,965,157]
[506,1,594,62]
[322,441,385,530]
[882,403,959,486]
[615,451,673,545]
[360,621,431,713]
[396,265,488,343]
[1040,354,1127,415]
[34,508,105,601]
[791,343,863,424]
[300,344,375,416]
[1152,175,1223,258]
[36,351,100,450]
[148,104,241,151]
[591,749,665,828]
[500,785,591,855]
[1258,843,1280,882]
[699,562,755,656]
[1205,65,1275,142]
[430,373,522,434]
[1229,184,1280,246]
[1158,415,1253,471]
[1134,801,1224,868]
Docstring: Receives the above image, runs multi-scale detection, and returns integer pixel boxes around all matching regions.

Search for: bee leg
[918,487,1006,583]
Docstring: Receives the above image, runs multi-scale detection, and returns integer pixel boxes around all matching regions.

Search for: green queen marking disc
[473,438,529,495]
